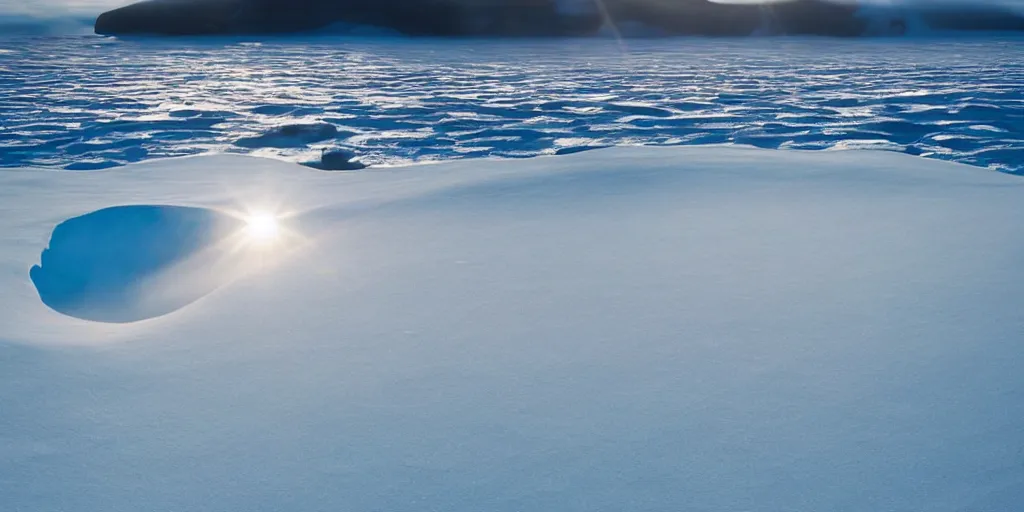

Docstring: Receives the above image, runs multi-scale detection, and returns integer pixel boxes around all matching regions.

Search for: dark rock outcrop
[307,149,366,170]
[94,0,1024,38]
[602,0,864,37]
[95,0,864,37]
[918,6,1024,32]
[95,0,602,37]
[234,123,341,149]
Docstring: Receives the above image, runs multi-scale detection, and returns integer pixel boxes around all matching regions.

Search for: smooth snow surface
[2,146,1024,511]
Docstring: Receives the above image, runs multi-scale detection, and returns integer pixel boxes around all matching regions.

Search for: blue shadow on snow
[30,205,242,323]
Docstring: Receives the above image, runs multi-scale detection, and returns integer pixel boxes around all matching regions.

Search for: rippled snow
[1,36,1022,172]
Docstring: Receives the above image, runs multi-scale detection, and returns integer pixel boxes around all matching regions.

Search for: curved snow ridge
[29,204,292,324]
[8,145,1024,335]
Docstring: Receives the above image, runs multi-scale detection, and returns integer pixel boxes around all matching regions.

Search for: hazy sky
[0,0,132,16]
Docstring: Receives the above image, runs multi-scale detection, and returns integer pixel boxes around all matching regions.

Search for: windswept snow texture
[0,37,1022,173]
[2,147,1024,511]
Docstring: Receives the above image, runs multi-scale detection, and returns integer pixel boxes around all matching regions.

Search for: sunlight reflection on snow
[245,212,281,245]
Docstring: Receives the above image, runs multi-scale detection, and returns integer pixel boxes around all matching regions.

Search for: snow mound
[304,148,367,170]
[2,146,1024,511]
[234,122,342,149]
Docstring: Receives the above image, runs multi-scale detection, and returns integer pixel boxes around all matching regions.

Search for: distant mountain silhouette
[94,0,1024,37]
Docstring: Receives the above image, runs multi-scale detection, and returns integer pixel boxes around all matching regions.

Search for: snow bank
[2,146,1023,511]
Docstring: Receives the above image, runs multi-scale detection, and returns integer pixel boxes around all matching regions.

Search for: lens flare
[245,212,280,242]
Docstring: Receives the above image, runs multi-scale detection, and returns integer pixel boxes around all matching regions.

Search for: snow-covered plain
[3,146,1023,511]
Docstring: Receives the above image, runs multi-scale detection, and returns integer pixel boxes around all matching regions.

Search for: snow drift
[2,146,1024,511]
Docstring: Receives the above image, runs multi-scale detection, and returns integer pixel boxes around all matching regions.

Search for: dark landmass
[95,0,602,36]
[94,0,1024,37]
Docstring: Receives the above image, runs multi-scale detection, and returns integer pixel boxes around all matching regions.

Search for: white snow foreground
[2,146,1023,511]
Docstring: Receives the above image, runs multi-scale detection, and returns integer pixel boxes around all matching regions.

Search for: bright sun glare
[246,212,280,242]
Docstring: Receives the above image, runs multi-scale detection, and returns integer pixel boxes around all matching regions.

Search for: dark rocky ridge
[94,0,1024,37]
[94,0,867,37]
[95,0,602,36]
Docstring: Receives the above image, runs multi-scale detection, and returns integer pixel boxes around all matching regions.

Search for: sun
[245,212,280,243]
